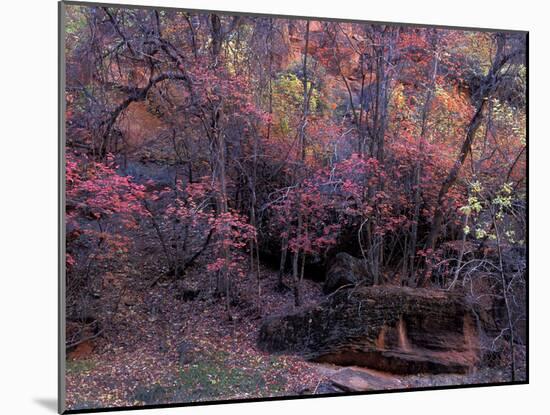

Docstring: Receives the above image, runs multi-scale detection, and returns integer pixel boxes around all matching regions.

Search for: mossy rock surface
[259,286,480,374]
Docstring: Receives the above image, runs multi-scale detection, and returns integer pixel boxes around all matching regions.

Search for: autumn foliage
[63,4,527,388]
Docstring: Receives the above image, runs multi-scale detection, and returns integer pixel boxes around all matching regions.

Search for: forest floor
[65,264,518,411]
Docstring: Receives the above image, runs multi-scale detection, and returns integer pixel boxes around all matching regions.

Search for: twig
[66,328,105,349]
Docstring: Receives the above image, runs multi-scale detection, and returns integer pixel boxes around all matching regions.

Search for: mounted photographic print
[59,1,528,412]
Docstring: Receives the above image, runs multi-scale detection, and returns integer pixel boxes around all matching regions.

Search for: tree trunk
[409,30,439,285]
[210,14,222,59]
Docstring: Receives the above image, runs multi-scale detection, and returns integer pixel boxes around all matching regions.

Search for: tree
[422,33,525,286]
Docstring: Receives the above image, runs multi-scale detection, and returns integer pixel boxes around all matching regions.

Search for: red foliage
[66,151,147,268]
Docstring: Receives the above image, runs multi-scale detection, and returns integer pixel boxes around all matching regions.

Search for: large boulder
[323,253,372,294]
[259,286,480,374]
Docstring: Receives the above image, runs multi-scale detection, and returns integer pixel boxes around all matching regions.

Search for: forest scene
[62,2,527,411]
